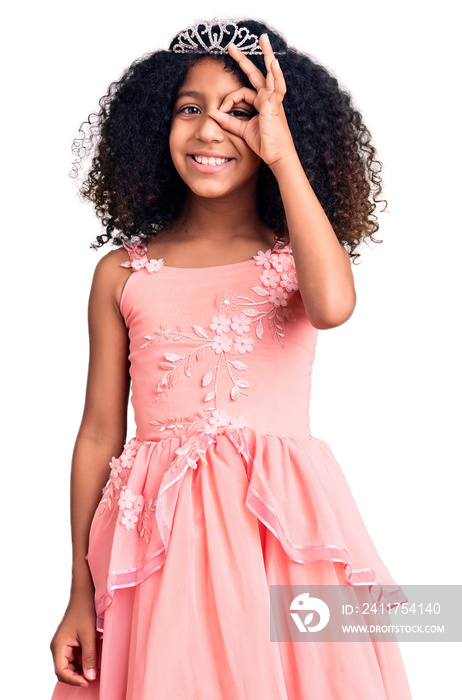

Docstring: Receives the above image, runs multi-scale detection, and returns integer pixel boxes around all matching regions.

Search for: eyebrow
[174,90,203,101]
[174,89,249,104]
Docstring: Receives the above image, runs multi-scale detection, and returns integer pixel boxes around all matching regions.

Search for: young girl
[50,18,412,699]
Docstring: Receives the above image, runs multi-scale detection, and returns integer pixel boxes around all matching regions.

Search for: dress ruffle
[87,426,407,633]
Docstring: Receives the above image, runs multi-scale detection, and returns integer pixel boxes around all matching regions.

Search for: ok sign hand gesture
[209,34,298,170]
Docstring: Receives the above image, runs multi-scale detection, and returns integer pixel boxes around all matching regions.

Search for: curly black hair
[71,19,386,262]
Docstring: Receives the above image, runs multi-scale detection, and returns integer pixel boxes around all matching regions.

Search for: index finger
[227,42,266,91]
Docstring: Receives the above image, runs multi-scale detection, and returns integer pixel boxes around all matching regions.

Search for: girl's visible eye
[178,105,201,115]
[228,109,253,120]
[175,105,253,119]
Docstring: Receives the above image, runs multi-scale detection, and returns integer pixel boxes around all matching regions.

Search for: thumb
[80,629,98,681]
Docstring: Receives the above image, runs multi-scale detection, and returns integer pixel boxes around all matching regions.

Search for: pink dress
[51,239,412,699]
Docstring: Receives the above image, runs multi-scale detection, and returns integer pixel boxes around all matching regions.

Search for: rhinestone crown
[169,21,287,56]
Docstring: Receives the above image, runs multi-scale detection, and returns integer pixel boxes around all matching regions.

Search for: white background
[1,0,460,697]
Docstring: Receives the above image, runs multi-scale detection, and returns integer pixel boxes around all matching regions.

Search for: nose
[195,112,224,143]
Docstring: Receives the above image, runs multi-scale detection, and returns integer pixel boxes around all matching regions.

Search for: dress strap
[272,238,292,252]
[120,239,164,273]
[122,239,148,262]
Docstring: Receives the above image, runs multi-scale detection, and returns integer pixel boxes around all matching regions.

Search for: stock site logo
[290,592,330,633]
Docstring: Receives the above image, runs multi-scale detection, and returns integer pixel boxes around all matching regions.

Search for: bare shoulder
[90,245,133,316]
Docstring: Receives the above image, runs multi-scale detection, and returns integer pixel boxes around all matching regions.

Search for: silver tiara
[169,21,286,56]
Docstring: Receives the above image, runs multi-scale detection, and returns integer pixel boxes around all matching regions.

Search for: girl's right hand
[50,595,98,687]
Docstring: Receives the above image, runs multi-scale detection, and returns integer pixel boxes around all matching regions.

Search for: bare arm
[212,37,357,331]
[70,249,131,587]
[270,153,356,330]
[51,249,131,687]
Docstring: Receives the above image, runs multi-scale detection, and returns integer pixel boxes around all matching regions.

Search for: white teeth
[193,155,231,166]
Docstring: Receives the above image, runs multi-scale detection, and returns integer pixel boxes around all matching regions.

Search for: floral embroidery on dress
[141,320,252,406]
[125,240,299,437]
[216,245,299,347]
[97,412,250,541]
[98,438,157,543]
[158,412,250,485]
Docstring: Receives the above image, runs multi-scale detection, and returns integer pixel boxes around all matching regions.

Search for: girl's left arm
[269,151,356,330]
[210,35,356,330]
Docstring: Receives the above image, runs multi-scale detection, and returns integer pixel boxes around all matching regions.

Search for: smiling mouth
[190,155,232,166]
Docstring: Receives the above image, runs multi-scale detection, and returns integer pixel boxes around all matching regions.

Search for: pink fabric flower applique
[210,314,232,334]
[203,409,249,435]
[233,334,254,354]
[120,256,164,273]
[118,487,137,511]
[120,239,164,273]
[121,509,138,531]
